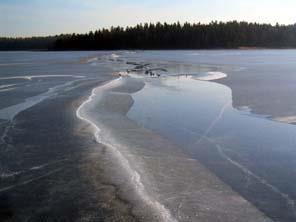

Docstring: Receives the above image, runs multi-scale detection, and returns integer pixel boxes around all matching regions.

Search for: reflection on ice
[128,76,296,221]
[78,76,271,222]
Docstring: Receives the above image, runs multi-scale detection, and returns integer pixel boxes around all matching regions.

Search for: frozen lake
[1,50,296,221]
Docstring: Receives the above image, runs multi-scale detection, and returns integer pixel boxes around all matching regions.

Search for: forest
[1,21,296,50]
[0,36,56,50]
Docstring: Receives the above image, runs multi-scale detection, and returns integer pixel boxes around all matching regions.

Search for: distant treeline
[1,21,296,50]
[0,36,57,50]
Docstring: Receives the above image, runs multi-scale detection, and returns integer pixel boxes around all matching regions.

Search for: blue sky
[1,0,295,37]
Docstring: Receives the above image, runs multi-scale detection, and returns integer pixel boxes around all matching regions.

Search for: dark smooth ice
[0,51,138,221]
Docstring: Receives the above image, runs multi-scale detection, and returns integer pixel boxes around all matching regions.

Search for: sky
[0,0,295,37]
